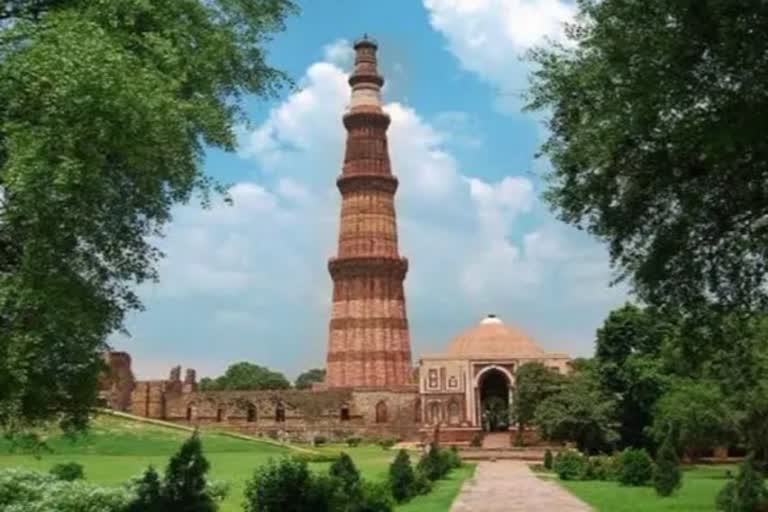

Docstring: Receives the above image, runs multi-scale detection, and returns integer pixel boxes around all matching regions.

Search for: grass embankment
[558,465,735,512]
[0,414,472,511]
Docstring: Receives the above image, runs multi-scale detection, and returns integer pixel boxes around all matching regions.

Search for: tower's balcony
[328,256,408,280]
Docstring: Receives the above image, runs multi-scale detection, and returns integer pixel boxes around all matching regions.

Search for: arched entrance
[478,368,511,432]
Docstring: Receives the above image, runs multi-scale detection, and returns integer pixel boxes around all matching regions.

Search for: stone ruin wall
[98,352,135,412]
[157,386,421,442]
[106,354,422,442]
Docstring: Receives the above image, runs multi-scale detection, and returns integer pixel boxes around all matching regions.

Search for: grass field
[557,465,734,512]
[0,414,472,511]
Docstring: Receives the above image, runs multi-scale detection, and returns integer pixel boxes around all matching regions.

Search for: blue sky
[113,0,628,380]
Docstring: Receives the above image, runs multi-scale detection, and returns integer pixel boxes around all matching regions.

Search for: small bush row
[549,448,656,486]
[245,453,391,512]
[389,442,462,503]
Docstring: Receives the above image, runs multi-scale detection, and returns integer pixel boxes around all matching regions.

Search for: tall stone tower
[325,36,412,388]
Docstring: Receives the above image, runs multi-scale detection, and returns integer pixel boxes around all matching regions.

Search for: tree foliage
[650,379,735,459]
[0,0,297,430]
[329,453,361,500]
[295,368,326,390]
[717,455,768,512]
[199,362,290,391]
[654,426,682,497]
[528,0,768,311]
[161,432,217,512]
[127,466,163,512]
[534,371,619,454]
[244,457,318,512]
[593,304,672,448]
[511,362,564,433]
[388,449,415,502]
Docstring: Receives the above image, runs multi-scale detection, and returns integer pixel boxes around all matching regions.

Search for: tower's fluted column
[325,36,412,388]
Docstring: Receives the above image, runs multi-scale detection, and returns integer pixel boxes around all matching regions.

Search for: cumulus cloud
[423,0,575,112]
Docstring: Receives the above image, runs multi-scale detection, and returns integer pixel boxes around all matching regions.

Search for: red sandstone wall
[154,387,421,442]
[99,352,135,412]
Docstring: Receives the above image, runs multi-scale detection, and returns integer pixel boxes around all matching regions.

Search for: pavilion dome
[445,314,546,358]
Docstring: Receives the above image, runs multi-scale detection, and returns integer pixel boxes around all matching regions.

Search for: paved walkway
[450,461,592,512]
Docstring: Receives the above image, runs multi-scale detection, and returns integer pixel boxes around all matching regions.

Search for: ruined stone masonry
[326,36,413,388]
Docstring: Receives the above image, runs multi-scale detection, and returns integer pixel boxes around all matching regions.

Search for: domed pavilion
[417,314,571,443]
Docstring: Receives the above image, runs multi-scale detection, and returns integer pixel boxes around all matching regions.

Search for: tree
[388,449,416,502]
[593,304,672,449]
[717,455,767,512]
[199,362,290,391]
[511,362,565,438]
[654,426,682,497]
[161,432,215,512]
[650,380,735,460]
[128,466,163,512]
[735,379,768,465]
[295,368,326,390]
[534,372,619,454]
[329,453,361,500]
[527,0,768,311]
[0,0,297,430]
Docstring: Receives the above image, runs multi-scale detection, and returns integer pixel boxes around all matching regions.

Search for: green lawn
[0,415,471,511]
[559,465,734,512]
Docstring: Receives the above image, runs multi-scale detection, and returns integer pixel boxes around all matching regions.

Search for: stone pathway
[451,461,592,512]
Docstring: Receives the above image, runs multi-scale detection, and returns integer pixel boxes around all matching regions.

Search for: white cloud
[423,0,575,111]
[322,38,355,69]
[466,175,535,237]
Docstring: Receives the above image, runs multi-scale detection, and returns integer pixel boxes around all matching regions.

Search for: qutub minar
[100,37,572,446]
[326,36,413,388]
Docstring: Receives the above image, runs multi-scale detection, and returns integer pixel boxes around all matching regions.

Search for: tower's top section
[348,35,384,114]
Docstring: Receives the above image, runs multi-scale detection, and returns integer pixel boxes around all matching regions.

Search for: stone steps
[459,449,548,461]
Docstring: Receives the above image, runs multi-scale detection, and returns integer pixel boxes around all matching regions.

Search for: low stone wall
[129,384,421,442]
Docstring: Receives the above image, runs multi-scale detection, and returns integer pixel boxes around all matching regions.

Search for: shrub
[446,446,463,469]
[0,468,131,511]
[346,436,362,448]
[293,453,339,464]
[578,456,598,481]
[329,453,361,499]
[617,448,654,486]
[378,437,398,450]
[50,462,84,481]
[544,449,553,470]
[554,451,585,481]
[654,430,682,497]
[417,443,451,481]
[716,455,767,512]
[161,432,218,511]
[389,450,416,502]
[591,455,618,481]
[313,435,328,446]
[306,474,343,511]
[470,432,484,447]
[412,470,432,496]
[356,481,394,512]
[244,457,315,512]
[0,468,55,506]
[127,466,163,512]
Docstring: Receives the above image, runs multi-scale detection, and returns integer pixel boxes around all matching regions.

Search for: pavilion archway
[474,366,513,432]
